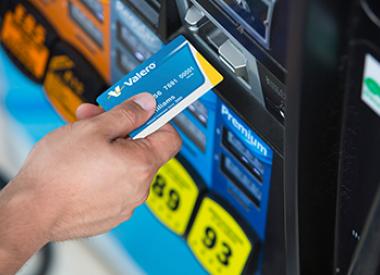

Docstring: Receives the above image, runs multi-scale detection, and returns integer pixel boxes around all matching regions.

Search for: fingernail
[75,104,87,119]
[133,93,156,111]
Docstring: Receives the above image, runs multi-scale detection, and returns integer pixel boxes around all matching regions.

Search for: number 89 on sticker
[146,158,200,235]
[187,197,254,275]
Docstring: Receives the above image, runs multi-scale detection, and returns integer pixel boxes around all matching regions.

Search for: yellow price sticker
[188,197,253,275]
[146,158,200,235]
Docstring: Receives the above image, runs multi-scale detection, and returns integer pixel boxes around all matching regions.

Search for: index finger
[137,124,182,166]
[76,103,104,120]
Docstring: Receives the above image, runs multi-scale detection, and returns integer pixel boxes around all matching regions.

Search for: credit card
[96,35,223,139]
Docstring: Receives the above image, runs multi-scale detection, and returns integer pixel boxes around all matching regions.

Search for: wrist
[0,177,51,274]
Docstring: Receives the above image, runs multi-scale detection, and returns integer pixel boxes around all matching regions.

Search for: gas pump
[334,1,380,274]
[3,1,377,274]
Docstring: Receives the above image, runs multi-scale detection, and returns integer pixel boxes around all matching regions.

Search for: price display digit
[146,158,200,235]
[188,197,252,275]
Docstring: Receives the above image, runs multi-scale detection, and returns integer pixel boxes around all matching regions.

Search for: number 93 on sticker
[187,197,254,275]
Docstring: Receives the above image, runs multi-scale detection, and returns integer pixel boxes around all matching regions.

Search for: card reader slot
[222,127,264,183]
[186,4,250,85]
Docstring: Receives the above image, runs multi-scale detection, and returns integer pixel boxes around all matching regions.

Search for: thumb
[91,93,156,140]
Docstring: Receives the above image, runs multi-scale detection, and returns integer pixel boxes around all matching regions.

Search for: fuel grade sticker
[187,197,252,275]
[44,55,84,122]
[146,158,200,235]
[0,3,51,81]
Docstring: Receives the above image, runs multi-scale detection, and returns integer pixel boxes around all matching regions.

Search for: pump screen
[213,0,270,40]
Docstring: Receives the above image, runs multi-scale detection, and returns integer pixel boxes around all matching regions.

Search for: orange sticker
[29,0,111,82]
[0,4,50,80]
[44,55,84,122]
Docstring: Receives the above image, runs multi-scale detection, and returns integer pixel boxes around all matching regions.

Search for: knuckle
[134,187,150,206]
[54,124,73,137]
[172,130,183,151]
[134,143,158,171]
[125,181,150,208]
[119,208,134,220]
[139,139,164,168]
[137,138,152,151]
[122,212,133,221]
[116,107,137,126]
[135,165,155,187]
[138,154,158,176]
[63,123,75,133]
[130,167,154,206]
[123,166,153,201]
[82,119,99,134]
[118,210,134,223]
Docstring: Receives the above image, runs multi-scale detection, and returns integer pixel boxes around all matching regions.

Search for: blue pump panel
[0,44,274,273]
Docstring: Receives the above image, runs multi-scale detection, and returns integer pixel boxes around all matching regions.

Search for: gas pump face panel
[0,1,286,274]
[335,43,380,275]
[335,2,380,272]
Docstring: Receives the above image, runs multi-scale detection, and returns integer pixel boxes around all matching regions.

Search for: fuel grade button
[187,196,256,275]
[146,157,201,236]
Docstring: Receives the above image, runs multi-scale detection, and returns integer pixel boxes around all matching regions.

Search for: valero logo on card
[107,63,156,99]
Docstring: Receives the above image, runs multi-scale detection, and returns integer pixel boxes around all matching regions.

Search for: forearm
[0,180,50,275]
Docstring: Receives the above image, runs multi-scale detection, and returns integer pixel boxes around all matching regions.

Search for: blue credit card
[96,35,223,139]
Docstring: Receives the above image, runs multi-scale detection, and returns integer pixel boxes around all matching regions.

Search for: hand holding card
[96,35,223,139]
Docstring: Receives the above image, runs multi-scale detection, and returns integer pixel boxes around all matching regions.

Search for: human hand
[0,93,181,274]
